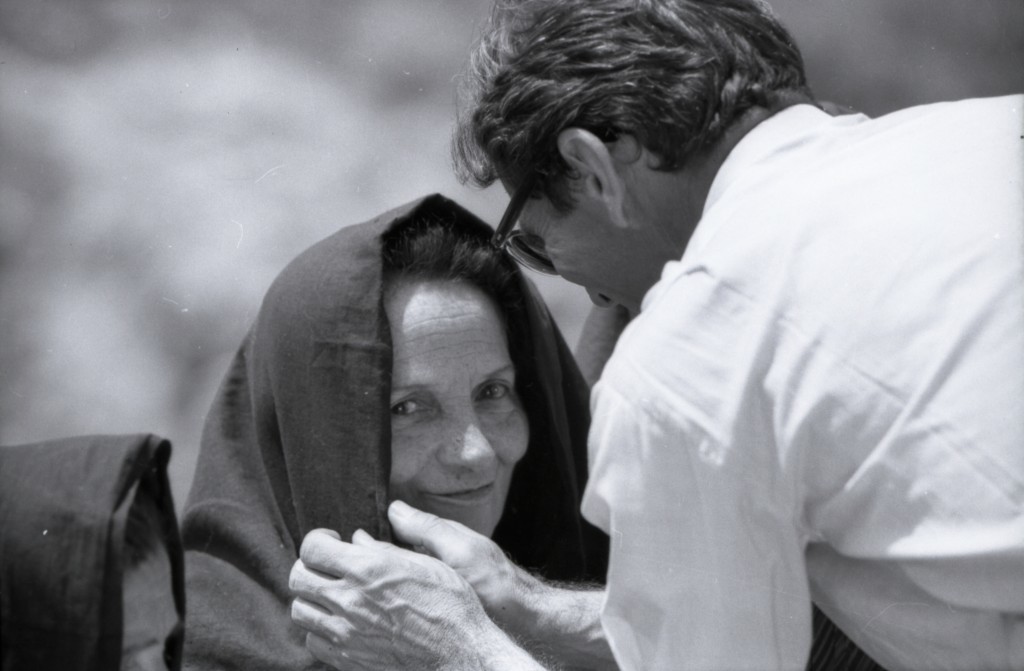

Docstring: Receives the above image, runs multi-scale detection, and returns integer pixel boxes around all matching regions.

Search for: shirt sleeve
[581,270,813,671]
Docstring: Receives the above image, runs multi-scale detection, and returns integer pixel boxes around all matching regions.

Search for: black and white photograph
[2,1,1022,669]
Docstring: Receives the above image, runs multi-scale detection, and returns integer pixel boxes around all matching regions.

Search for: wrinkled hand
[388,502,614,670]
[289,527,494,670]
[388,500,532,626]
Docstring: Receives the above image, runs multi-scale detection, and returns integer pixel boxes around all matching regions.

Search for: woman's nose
[441,420,497,468]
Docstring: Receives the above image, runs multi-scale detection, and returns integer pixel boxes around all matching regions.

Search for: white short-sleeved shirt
[582,97,1024,670]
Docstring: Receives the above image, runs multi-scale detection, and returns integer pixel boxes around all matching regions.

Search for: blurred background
[2,0,1022,510]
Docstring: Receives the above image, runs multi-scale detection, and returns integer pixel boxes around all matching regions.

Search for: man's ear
[557,128,627,226]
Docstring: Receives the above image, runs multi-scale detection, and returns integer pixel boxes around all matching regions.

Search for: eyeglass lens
[506,233,557,275]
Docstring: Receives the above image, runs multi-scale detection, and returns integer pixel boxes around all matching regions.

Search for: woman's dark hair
[453,0,813,211]
[382,212,521,310]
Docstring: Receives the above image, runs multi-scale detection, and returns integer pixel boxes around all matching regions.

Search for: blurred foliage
[1,0,1021,509]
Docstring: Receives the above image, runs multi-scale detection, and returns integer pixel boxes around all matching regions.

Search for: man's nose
[586,288,614,307]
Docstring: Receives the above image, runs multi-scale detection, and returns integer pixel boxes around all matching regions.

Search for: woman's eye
[478,382,511,401]
[391,399,421,416]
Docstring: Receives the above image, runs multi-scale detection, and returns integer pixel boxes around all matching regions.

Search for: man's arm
[574,304,632,387]
[289,528,545,671]
[388,501,618,670]
[496,568,613,670]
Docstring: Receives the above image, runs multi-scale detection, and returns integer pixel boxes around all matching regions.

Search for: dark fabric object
[0,433,184,671]
[182,193,609,670]
[809,607,887,671]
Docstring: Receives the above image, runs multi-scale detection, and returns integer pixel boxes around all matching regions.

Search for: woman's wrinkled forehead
[385,279,512,385]
[384,276,509,331]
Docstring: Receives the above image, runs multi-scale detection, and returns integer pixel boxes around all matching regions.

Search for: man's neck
[614,94,815,311]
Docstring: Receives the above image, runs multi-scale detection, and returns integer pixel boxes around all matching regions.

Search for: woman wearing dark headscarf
[181,194,608,669]
[0,433,185,671]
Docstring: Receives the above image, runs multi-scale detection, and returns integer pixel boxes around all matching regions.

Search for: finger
[300,528,345,562]
[351,527,456,574]
[298,530,428,592]
[292,594,366,654]
[351,528,382,547]
[290,596,334,636]
[388,500,478,560]
[349,528,416,552]
[314,528,341,541]
[305,631,351,667]
[299,530,371,577]
[289,559,344,610]
[289,558,321,593]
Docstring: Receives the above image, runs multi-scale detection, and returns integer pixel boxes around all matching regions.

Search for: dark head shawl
[182,194,608,670]
[0,433,184,671]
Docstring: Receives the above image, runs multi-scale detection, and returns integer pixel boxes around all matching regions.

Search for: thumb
[388,500,472,560]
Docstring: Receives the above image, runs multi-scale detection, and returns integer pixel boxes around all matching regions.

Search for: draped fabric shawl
[182,194,608,670]
[0,433,184,671]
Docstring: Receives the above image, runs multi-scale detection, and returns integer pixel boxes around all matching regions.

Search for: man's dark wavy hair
[453,0,813,211]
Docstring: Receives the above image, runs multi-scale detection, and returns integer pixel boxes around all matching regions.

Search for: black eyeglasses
[490,173,558,275]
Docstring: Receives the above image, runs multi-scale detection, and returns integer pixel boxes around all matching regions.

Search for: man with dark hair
[290,1,1022,669]
[445,0,1023,668]
[453,0,811,217]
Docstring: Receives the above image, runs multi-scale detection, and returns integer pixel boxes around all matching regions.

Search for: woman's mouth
[423,483,495,505]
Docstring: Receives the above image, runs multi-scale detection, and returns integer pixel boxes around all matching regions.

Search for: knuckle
[311,581,339,604]
[484,540,505,562]
[422,519,445,540]
[455,534,493,562]
[359,558,390,583]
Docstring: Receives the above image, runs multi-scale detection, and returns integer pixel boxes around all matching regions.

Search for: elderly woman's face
[385,279,528,537]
